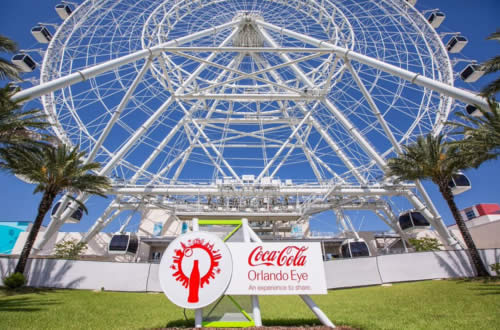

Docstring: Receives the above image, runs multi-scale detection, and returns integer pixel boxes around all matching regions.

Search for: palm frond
[387,134,474,185]
[1,144,111,199]
[0,59,20,81]
[447,100,500,153]
[486,29,500,41]
[481,55,500,74]
[0,35,17,53]
[0,84,49,148]
[480,76,500,98]
[0,35,19,81]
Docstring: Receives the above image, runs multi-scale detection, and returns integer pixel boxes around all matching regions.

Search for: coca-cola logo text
[248,246,308,267]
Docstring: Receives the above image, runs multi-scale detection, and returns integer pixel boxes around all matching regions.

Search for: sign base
[203,313,255,328]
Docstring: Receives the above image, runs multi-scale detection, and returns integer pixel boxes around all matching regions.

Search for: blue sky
[0,0,499,235]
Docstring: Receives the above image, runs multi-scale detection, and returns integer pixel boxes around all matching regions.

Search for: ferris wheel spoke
[82,200,123,243]
[13,19,240,103]
[252,52,365,183]
[345,59,402,154]
[175,25,240,93]
[170,56,246,183]
[255,105,314,181]
[130,54,242,185]
[258,25,387,178]
[87,57,154,163]
[252,55,331,183]
[146,57,245,185]
[256,18,488,108]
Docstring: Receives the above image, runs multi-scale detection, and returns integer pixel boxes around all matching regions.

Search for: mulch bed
[154,327,357,329]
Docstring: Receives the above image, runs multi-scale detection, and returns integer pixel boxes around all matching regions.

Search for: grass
[0,279,499,329]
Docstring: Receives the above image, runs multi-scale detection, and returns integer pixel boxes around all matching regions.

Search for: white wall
[1,249,498,291]
[323,256,381,288]
[376,250,475,283]
[12,232,139,262]
[0,258,151,291]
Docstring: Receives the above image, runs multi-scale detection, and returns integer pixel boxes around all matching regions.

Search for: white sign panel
[225,242,327,295]
[159,231,233,309]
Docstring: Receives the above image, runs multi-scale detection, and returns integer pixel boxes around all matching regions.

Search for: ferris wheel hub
[233,19,264,48]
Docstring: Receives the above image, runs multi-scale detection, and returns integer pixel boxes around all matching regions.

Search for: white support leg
[37,95,174,248]
[83,209,121,243]
[192,217,202,327]
[242,218,251,243]
[242,218,262,327]
[300,295,335,328]
[251,295,262,327]
[195,309,203,328]
[192,217,199,232]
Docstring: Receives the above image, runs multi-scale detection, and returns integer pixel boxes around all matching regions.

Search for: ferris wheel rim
[31,0,471,187]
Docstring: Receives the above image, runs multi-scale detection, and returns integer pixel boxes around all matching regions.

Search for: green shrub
[54,239,88,260]
[3,272,26,289]
[409,237,442,252]
[489,263,500,275]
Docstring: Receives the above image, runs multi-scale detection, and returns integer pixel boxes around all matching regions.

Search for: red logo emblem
[248,245,308,267]
[170,238,222,303]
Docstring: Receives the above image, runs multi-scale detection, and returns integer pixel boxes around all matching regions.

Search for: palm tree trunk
[438,183,490,277]
[14,191,57,275]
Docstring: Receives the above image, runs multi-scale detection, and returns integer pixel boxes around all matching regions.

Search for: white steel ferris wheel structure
[13,0,488,251]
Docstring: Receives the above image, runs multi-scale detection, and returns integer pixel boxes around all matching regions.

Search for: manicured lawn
[0,279,499,329]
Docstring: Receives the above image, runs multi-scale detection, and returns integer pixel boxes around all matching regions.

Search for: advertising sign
[159,231,233,309]
[225,242,327,295]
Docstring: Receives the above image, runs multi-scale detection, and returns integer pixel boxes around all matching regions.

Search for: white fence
[1,249,498,291]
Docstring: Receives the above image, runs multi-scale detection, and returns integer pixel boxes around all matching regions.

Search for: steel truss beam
[249,53,361,183]
[111,183,416,197]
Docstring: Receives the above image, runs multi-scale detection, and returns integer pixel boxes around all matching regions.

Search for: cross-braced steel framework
[13,0,487,251]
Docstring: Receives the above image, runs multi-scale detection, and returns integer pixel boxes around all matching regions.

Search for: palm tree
[0,84,49,150]
[480,29,500,99]
[0,144,111,275]
[448,99,500,167]
[387,134,490,277]
[0,34,20,81]
[1,35,49,151]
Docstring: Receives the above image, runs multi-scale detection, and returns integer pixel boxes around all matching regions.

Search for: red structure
[460,204,500,221]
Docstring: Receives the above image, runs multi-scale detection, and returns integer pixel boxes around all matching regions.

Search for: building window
[465,210,476,220]
[152,251,161,261]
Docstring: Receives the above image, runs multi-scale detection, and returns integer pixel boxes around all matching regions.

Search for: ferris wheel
[12,0,487,251]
